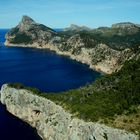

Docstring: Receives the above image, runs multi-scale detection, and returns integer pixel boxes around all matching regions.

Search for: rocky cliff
[0,84,139,140]
[5,16,140,74]
[5,16,56,46]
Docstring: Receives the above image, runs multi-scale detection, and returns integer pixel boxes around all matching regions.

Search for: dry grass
[99,106,140,135]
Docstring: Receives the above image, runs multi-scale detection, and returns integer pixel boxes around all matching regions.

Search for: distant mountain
[64,24,91,32]
[5,15,55,45]
[5,16,140,74]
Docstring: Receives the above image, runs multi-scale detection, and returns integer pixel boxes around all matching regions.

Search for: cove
[0,30,101,93]
[0,29,101,140]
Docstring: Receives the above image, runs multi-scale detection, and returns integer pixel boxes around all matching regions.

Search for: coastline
[4,41,117,74]
[2,15,140,140]
[3,40,140,140]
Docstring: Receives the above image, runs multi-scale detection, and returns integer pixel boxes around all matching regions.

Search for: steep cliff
[5,15,55,45]
[0,84,139,140]
[5,16,140,74]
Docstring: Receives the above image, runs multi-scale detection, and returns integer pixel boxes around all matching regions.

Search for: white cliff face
[0,84,139,140]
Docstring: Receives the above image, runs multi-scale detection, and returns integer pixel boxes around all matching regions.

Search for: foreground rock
[0,84,139,140]
[5,16,140,74]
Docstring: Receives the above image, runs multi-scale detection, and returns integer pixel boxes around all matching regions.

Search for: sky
[0,0,140,28]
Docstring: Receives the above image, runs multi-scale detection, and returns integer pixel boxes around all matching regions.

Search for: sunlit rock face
[0,84,139,140]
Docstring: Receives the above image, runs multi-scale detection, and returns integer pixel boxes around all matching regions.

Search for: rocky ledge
[0,84,139,140]
[5,16,140,74]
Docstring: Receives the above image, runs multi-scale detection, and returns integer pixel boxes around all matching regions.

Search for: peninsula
[1,16,140,140]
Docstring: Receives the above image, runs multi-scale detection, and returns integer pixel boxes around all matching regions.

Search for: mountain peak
[64,24,91,31]
[17,15,36,31]
[112,22,138,29]
[21,15,35,25]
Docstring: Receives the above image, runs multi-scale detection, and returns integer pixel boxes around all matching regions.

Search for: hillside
[5,16,140,74]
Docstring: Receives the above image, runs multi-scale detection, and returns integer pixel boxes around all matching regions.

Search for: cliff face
[5,15,55,45]
[0,84,139,140]
[5,16,140,74]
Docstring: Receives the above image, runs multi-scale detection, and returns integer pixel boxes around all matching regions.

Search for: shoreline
[4,41,110,74]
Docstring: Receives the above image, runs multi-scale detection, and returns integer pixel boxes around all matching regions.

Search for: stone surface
[0,84,139,140]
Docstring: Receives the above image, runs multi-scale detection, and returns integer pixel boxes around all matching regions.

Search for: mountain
[1,53,140,139]
[5,16,140,74]
[5,15,55,45]
[63,24,91,32]
[2,16,140,139]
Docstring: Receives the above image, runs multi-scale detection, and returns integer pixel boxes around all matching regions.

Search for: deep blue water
[0,29,100,92]
[0,29,101,140]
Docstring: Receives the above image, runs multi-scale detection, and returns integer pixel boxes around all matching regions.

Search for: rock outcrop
[5,16,140,74]
[0,84,139,140]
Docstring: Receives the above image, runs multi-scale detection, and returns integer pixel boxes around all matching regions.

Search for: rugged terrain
[0,84,139,140]
[5,16,140,73]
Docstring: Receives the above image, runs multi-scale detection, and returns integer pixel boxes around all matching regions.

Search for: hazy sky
[0,0,140,28]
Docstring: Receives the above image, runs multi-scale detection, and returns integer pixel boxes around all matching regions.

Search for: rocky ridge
[0,84,139,140]
[5,16,55,46]
[5,16,140,74]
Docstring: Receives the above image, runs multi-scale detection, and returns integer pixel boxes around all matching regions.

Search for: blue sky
[0,0,140,28]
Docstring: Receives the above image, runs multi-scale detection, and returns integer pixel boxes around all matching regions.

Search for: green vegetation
[58,26,140,51]
[8,27,19,36]
[8,83,41,94]
[8,57,140,133]
[10,33,32,44]
[79,32,102,48]
[78,30,140,50]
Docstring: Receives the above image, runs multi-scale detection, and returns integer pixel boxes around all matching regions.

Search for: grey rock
[0,84,139,140]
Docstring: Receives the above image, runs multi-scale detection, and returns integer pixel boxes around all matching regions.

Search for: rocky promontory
[5,16,140,74]
[0,84,139,140]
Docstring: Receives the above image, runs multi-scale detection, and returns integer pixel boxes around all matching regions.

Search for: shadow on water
[0,103,42,140]
[0,29,41,140]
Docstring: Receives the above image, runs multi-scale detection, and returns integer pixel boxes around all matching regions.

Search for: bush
[11,33,32,44]
[8,83,24,89]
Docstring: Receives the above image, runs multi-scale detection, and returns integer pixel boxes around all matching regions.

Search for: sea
[0,29,101,140]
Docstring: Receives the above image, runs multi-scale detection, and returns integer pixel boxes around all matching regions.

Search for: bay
[0,29,100,140]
